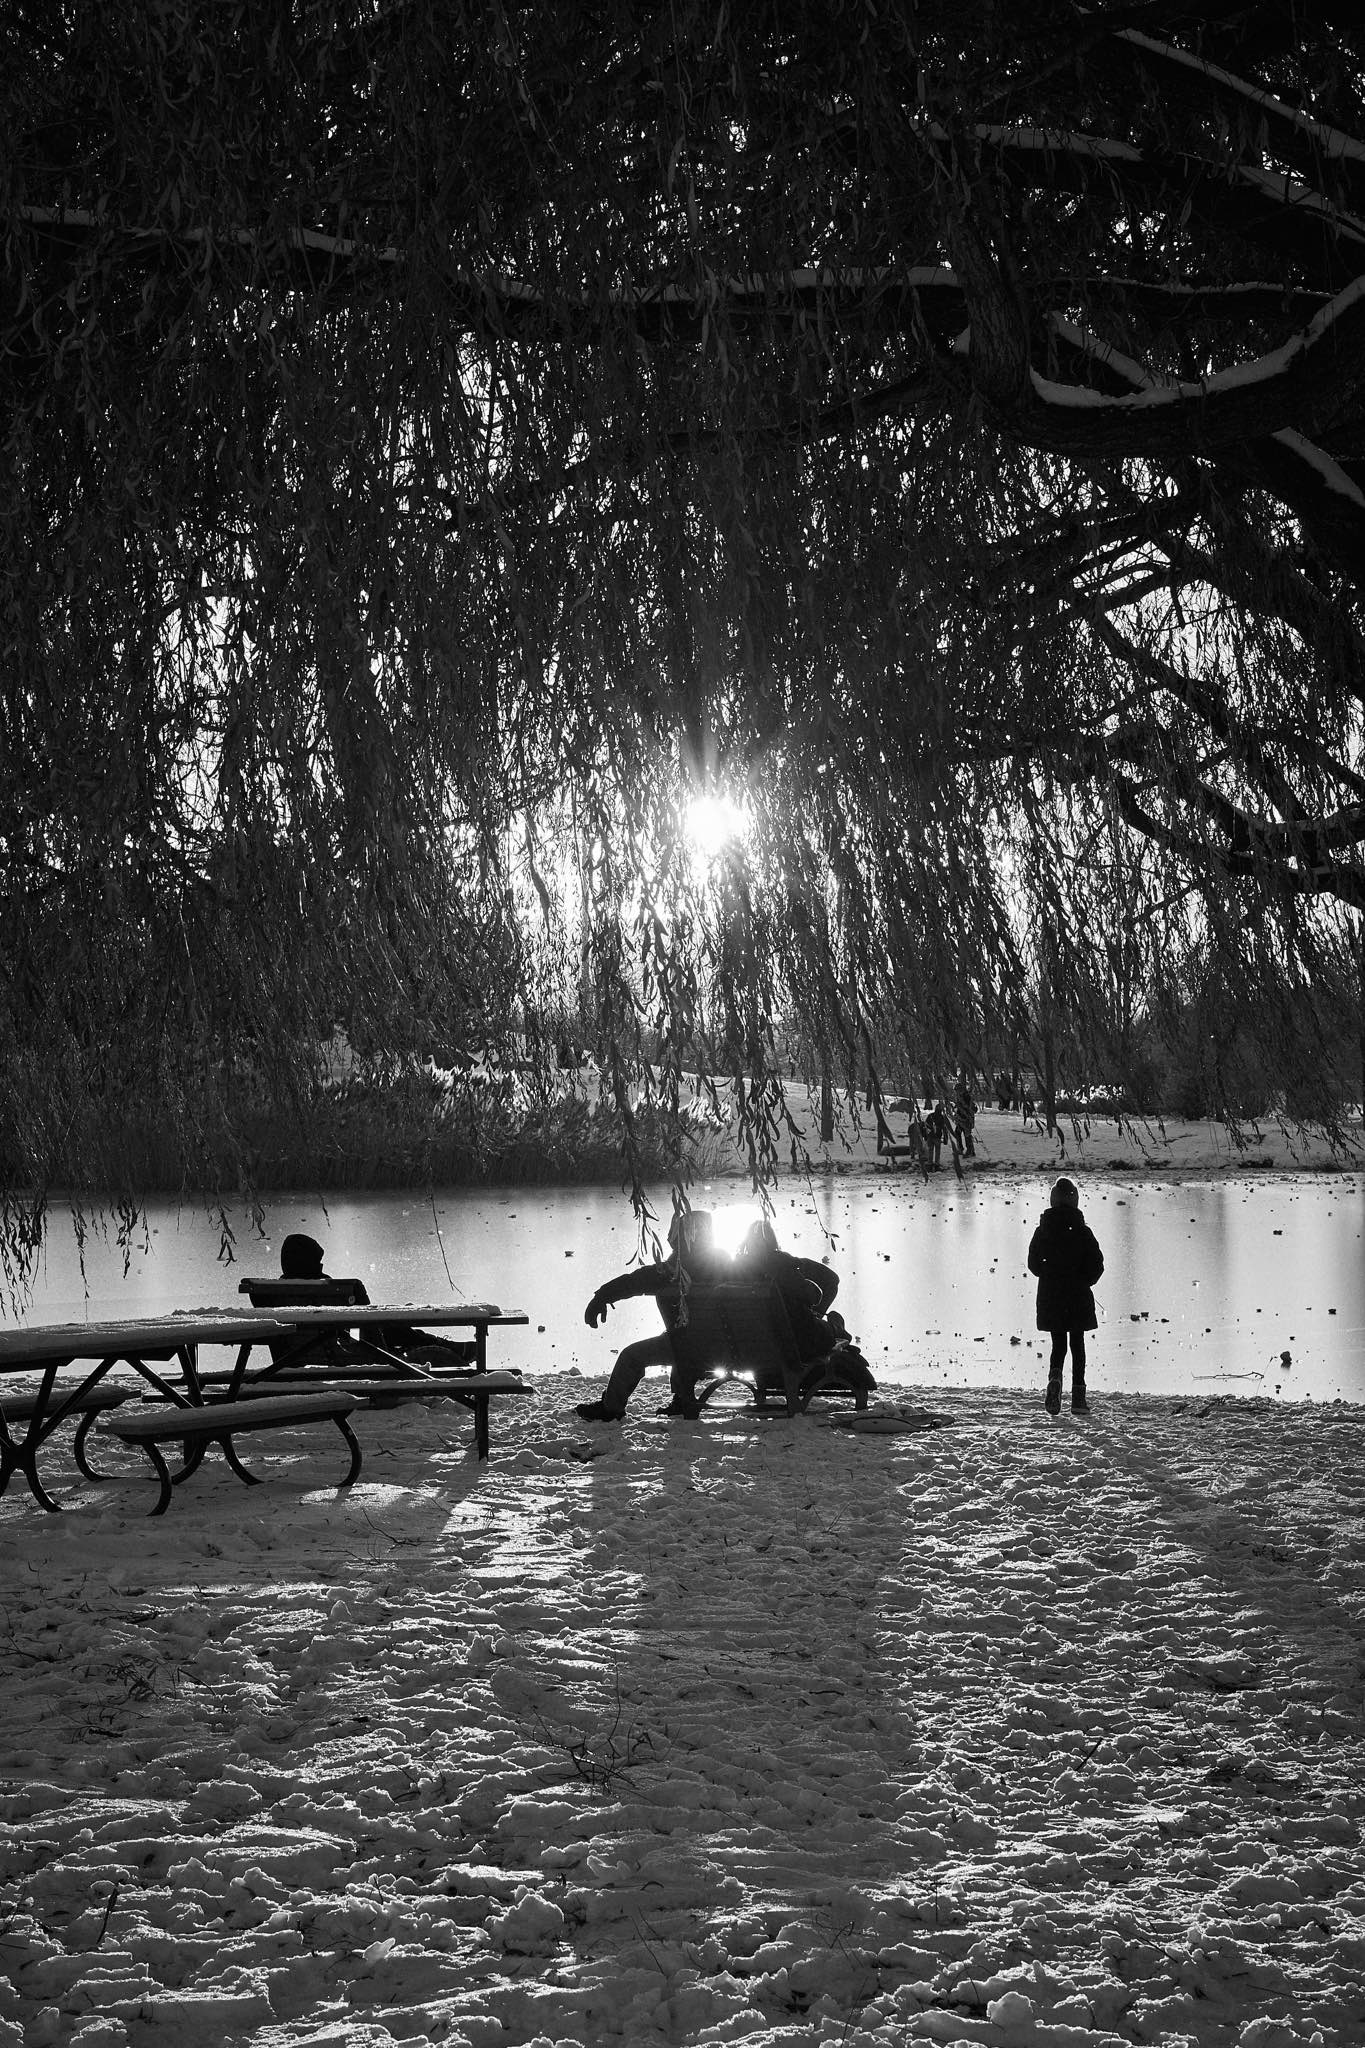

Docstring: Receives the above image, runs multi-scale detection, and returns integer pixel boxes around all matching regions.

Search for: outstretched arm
[585,1261,673,1326]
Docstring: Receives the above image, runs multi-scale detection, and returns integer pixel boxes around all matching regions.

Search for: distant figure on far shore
[1027,1179,1105,1415]
[923,1100,949,1169]
[954,1075,977,1157]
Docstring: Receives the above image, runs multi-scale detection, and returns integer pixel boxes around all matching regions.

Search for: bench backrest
[238,1277,368,1308]
[659,1281,801,1390]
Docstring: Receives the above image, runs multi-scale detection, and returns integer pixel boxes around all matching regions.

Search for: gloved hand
[584,1290,610,1328]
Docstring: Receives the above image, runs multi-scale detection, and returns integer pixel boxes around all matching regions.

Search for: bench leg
[1,1364,65,1511]
[0,1430,63,1512]
[213,1419,359,1491]
[335,1413,363,1487]
[218,1434,263,1489]
[72,1409,112,1482]
[138,1439,177,1516]
[174,1435,210,1486]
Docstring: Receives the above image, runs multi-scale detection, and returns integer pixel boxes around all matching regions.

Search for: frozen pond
[12,1170,1364,1406]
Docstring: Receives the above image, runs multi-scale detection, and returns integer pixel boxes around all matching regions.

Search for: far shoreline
[7,1107,1362,1212]
[684,1103,1364,1199]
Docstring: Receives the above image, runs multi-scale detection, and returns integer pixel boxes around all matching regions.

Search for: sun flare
[684,792,748,860]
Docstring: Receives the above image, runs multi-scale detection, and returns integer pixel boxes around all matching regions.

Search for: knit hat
[280,1232,326,1278]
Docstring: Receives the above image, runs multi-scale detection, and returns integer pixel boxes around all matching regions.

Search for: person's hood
[280,1232,326,1277]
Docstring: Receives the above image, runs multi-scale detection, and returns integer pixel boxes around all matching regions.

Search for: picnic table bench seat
[101,1393,363,1515]
[662,1283,873,1417]
[203,1370,531,1458]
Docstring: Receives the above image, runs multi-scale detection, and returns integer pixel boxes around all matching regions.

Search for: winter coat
[733,1246,836,1360]
[1027,1207,1104,1333]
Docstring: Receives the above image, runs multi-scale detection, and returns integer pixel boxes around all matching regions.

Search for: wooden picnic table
[0,1303,533,1510]
[0,1314,293,1511]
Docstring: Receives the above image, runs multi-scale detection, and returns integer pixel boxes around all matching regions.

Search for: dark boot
[1071,1374,1089,1414]
[574,1400,623,1422]
[1045,1374,1062,1415]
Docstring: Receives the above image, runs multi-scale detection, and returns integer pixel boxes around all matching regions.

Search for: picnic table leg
[72,1408,112,1482]
[175,1341,205,1403]
[474,1392,490,1461]
[335,1413,363,1487]
[0,1426,63,1511]
[0,1363,63,1511]
[170,1435,211,1491]
[217,1433,264,1489]
[224,1339,254,1399]
[137,1438,177,1516]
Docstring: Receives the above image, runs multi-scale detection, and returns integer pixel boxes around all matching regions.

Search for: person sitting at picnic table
[275,1234,474,1371]
[574,1209,731,1422]
[733,1220,877,1394]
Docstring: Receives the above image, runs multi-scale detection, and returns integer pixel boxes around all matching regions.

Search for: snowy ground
[3,1377,1364,2048]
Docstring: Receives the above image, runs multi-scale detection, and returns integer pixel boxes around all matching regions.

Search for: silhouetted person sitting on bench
[574,1209,731,1422]
[733,1220,876,1393]
[273,1234,475,1372]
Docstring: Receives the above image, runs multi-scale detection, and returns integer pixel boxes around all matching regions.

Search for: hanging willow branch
[2,2,1364,1268]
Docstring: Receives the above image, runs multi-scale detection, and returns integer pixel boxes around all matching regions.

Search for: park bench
[201,1370,531,1460]
[661,1282,873,1417]
[100,1392,363,1515]
[875,1103,926,1167]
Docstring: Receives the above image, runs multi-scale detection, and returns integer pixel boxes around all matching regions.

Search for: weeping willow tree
[3,1,1364,1263]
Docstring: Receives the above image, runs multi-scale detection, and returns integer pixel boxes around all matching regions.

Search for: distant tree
[3,3,1364,1258]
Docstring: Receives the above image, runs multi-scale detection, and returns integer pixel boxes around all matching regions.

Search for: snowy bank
[775,1102,1362,1184]
[2,1380,1363,2047]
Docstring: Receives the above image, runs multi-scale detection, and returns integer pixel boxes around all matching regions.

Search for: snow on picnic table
[2,1379,1363,2048]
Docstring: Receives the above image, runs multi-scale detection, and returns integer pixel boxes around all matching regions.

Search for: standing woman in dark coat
[1027,1178,1105,1414]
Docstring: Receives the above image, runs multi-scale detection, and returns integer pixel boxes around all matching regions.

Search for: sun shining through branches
[684,793,750,865]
